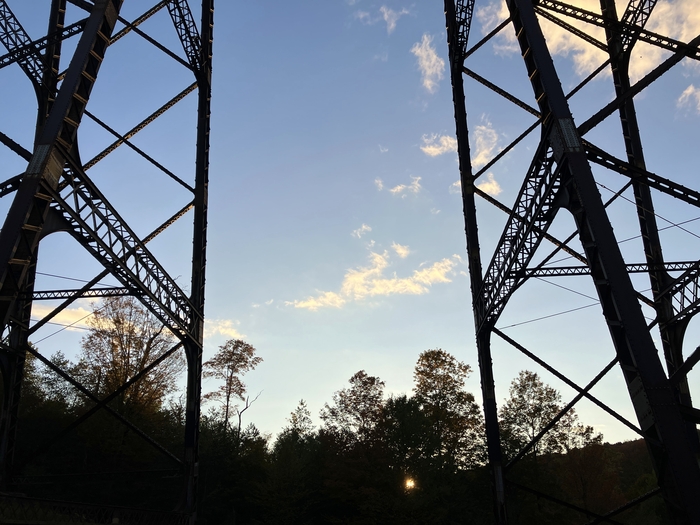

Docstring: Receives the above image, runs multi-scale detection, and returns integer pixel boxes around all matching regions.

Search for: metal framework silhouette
[444,0,700,523]
[0,0,212,522]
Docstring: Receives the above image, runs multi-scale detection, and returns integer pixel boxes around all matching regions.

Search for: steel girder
[444,0,700,523]
[0,1,213,522]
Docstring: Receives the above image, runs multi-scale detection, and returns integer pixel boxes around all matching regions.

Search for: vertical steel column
[38,0,66,129]
[0,2,215,517]
[600,0,699,455]
[0,0,123,487]
[505,0,700,522]
[183,0,213,520]
[444,2,507,523]
[2,0,68,482]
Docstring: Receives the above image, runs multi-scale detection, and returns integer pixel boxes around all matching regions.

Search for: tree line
[10,297,668,524]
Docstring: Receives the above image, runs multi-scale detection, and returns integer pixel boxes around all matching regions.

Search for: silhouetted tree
[319,370,385,445]
[499,370,601,459]
[413,348,485,469]
[286,399,314,436]
[203,338,262,431]
[73,296,184,416]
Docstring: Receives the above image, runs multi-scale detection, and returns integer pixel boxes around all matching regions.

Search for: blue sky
[2,0,699,445]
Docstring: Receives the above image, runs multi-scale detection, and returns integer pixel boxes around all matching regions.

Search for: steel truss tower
[0,0,212,523]
[444,0,700,523]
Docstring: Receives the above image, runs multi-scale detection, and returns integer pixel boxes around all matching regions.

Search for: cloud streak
[476,173,502,196]
[389,176,421,196]
[421,133,458,156]
[475,0,700,81]
[391,242,410,258]
[450,173,502,196]
[352,223,372,238]
[354,6,409,34]
[380,6,409,34]
[204,319,246,339]
[291,291,346,311]
[32,303,93,331]
[678,84,700,113]
[290,251,459,311]
[472,119,500,168]
[411,34,445,93]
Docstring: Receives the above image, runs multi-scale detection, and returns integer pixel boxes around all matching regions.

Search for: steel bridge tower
[444,0,700,523]
[0,1,212,522]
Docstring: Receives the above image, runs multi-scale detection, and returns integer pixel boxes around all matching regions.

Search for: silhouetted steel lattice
[443,0,700,523]
[0,1,212,522]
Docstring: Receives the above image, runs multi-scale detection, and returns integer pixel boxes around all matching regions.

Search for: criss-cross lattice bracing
[0,1,213,522]
[444,0,700,523]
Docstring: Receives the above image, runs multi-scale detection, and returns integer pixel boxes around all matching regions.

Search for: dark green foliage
[9,344,672,524]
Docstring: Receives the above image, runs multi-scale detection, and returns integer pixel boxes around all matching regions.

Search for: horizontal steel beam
[48,157,198,343]
[28,286,132,300]
[538,0,700,60]
[26,201,193,337]
[585,141,700,208]
[525,261,698,277]
[0,19,86,77]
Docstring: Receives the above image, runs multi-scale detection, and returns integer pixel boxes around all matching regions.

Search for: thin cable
[541,216,700,265]
[616,216,700,244]
[35,271,113,288]
[597,181,700,241]
[499,303,599,329]
[539,183,700,267]
[31,311,95,344]
[535,277,599,301]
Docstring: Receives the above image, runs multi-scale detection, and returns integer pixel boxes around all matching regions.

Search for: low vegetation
[8,298,668,524]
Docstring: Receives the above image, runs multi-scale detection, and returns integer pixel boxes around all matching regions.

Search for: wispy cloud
[475,1,519,55]
[378,144,389,153]
[678,84,700,113]
[354,6,409,34]
[32,302,93,331]
[355,10,372,23]
[472,118,500,168]
[628,0,700,80]
[389,176,422,196]
[252,299,274,308]
[421,133,458,156]
[476,172,502,196]
[476,0,700,81]
[290,291,346,311]
[391,242,410,258]
[289,251,458,310]
[342,252,455,300]
[411,34,445,93]
[380,6,409,34]
[374,178,384,190]
[450,173,501,196]
[352,223,372,238]
[204,319,245,339]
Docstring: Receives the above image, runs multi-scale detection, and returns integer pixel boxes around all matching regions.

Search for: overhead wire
[32,311,94,344]
[535,177,700,269]
[596,181,700,242]
[498,270,656,330]
[35,271,114,288]
[27,271,123,343]
[498,303,599,329]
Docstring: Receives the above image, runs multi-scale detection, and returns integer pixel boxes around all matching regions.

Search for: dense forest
[6,298,669,524]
